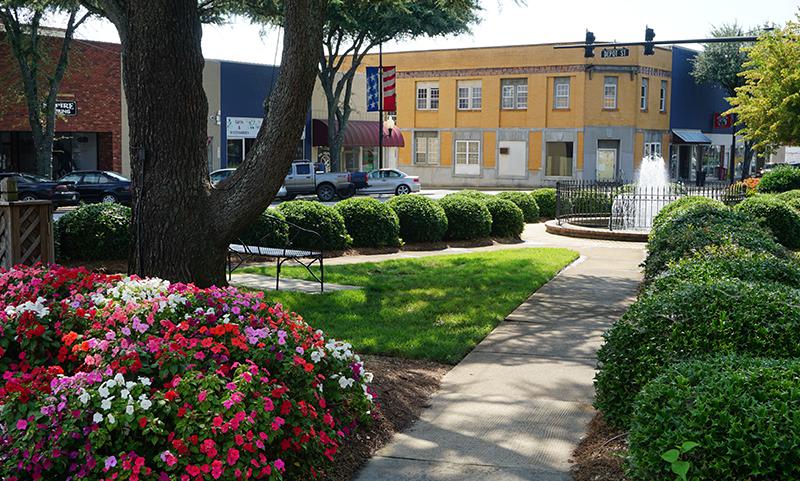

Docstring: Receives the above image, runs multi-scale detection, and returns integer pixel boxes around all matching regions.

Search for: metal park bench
[228,213,325,292]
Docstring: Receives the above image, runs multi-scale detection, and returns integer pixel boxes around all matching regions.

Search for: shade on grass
[243,248,578,364]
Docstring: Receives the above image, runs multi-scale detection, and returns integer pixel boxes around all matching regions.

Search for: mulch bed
[571,413,628,481]
[321,355,450,481]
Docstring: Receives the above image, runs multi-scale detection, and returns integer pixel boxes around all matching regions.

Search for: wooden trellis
[0,179,55,269]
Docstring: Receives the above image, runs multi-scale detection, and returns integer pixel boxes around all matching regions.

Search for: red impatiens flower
[227,448,240,466]
[138,417,147,428]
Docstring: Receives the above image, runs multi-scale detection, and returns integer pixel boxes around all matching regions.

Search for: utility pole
[378,42,384,170]
[730,116,737,184]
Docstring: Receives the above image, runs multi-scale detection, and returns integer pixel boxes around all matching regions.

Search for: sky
[72,0,800,64]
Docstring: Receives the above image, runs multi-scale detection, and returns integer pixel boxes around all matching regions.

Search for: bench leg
[320,256,324,293]
[276,257,281,291]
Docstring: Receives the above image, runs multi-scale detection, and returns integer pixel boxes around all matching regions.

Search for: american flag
[366,66,396,112]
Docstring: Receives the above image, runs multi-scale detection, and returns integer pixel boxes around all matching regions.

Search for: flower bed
[0,265,373,480]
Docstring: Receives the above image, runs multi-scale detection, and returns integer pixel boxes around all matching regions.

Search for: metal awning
[312,119,405,148]
[672,129,712,144]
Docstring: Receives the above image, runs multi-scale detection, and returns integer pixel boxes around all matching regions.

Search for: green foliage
[496,191,540,223]
[728,19,800,151]
[386,194,448,243]
[788,197,800,212]
[237,209,289,248]
[275,200,351,251]
[643,203,785,280]
[651,196,726,232]
[757,165,800,193]
[777,189,800,202]
[530,188,557,219]
[485,198,524,238]
[594,278,800,428]
[691,22,759,96]
[443,190,493,203]
[335,196,401,247]
[629,357,800,480]
[569,191,612,214]
[438,195,492,240]
[734,195,800,248]
[659,442,700,481]
[55,203,131,261]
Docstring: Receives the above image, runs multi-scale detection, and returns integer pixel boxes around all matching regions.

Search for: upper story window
[659,80,668,112]
[501,78,528,110]
[640,78,649,111]
[553,77,570,109]
[603,76,618,110]
[457,80,482,110]
[416,82,439,110]
[415,131,439,165]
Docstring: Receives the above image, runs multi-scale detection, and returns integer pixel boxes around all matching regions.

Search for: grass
[242,248,578,364]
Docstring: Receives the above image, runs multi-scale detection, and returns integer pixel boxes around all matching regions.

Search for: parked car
[359,169,421,195]
[57,170,132,204]
[0,172,80,206]
[282,160,355,202]
[210,168,236,186]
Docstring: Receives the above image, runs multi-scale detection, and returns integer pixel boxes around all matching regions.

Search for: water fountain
[611,155,675,231]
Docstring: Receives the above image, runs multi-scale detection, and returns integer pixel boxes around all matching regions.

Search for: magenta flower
[16,419,27,430]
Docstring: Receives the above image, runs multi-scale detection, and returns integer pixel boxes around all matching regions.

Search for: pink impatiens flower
[16,419,27,430]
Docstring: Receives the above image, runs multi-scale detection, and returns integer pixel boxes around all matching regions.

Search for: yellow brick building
[358,43,672,186]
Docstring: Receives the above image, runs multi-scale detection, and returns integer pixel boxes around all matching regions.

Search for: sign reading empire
[601,47,630,58]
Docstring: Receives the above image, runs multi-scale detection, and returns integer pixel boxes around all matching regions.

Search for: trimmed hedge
[651,196,726,232]
[734,195,800,249]
[530,188,557,219]
[594,278,800,428]
[496,191,540,223]
[238,209,289,248]
[777,189,800,202]
[485,198,524,238]
[789,197,800,212]
[275,200,351,251]
[444,190,493,203]
[438,195,492,240]
[758,165,800,193]
[386,195,448,243]
[629,356,800,480]
[643,203,785,280]
[55,203,131,260]
[335,197,401,247]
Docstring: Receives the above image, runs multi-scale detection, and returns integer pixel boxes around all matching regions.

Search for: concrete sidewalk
[355,224,645,481]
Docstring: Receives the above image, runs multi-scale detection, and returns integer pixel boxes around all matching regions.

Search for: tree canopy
[691,23,760,96]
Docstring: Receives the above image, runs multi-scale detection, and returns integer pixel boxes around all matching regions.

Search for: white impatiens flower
[363,372,374,383]
[139,398,152,411]
[138,377,151,387]
[101,397,114,410]
[114,373,125,384]
[107,414,115,424]
[4,297,50,318]
[310,350,324,363]
[93,412,103,424]
[125,404,134,415]
[338,377,355,389]
[98,386,110,398]
[78,391,91,405]
[106,379,117,389]
[120,389,130,399]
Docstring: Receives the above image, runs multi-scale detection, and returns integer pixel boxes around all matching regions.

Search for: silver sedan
[360,169,421,195]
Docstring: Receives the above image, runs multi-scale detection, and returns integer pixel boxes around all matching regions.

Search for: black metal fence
[556,180,747,231]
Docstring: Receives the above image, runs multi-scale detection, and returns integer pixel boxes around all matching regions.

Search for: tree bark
[105,0,325,287]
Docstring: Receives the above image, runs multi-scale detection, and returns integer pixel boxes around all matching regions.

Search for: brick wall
[0,33,122,172]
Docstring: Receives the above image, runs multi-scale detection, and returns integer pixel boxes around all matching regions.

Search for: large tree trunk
[110,0,325,287]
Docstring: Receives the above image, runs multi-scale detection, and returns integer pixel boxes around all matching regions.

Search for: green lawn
[243,248,578,364]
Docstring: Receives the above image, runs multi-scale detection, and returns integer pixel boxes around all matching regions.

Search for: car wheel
[102,194,118,203]
[337,185,356,199]
[395,184,411,195]
[20,194,37,202]
[279,193,297,201]
[316,183,336,202]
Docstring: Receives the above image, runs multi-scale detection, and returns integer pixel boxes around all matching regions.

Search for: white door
[498,141,527,177]
[596,148,617,181]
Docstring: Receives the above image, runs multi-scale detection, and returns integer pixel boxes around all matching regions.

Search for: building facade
[357,43,673,187]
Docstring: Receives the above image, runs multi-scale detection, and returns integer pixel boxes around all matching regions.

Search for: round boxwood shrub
[530,188,557,219]
[777,189,800,202]
[335,197,401,248]
[276,200,351,251]
[485,198,524,238]
[237,209,289,248]
[443,190,493,203]
[496,191,540,223]
[643,203,785,280]
[386,194,448,243]
[734,195,800,249]
[594,278,800,429]
[788,197,800,212]
[651,196,726,232]
[758,165,800,193]
[438,195,492,240]
[628,356,800,480]
[55,203,131,261]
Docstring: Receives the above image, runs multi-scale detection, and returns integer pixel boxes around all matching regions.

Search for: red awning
[312,119,405,148]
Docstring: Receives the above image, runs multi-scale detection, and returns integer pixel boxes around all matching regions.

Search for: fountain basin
[545,220,649,242]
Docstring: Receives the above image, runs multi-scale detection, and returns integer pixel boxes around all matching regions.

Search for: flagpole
[378,42,384,170]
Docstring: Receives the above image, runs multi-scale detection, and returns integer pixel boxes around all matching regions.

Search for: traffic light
[644,27,655,55]
[584,31,596,58]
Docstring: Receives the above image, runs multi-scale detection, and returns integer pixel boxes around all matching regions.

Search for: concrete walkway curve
[354,223,645,481]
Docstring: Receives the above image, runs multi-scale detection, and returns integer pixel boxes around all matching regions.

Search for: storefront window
[546,141,573,177]
[343,147,359,172]
[227,139,243,167]
[362,147,377,172]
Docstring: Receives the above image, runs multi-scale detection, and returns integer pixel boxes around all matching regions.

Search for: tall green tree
[728,18,800,152]
[0,1,92,177]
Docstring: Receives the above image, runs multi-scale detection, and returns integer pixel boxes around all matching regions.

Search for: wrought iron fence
[555,180,747,231]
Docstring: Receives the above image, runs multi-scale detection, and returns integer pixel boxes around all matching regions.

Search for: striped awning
[312,119,405,147]
[672,129,712,144]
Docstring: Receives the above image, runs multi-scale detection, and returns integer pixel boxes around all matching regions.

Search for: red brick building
[0,31,122,176]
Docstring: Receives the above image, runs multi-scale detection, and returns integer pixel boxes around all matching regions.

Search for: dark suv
[0,172,80,206]
[57,170,132,205]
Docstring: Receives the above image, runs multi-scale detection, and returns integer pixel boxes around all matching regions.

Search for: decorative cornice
[396,64,671,80]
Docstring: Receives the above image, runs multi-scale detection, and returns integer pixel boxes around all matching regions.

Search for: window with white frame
[640,78,649,111]
[644,142,662,159]
[554,77,570,109]
[545,141,574,177]
[603,76,618,110]
[501,78,528,109]
[416,82,439,110]
[659,80,668,112]
[457,80,482,110]
[455,139,481,175]
[414,131,439,165]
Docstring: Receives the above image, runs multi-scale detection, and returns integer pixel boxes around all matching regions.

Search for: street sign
[600,47,630,58]
[54,100,77,116]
